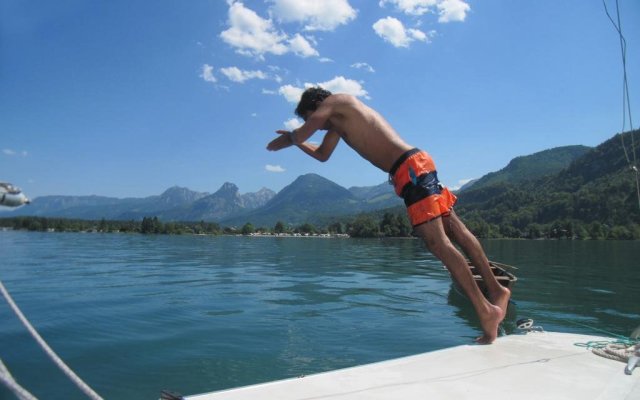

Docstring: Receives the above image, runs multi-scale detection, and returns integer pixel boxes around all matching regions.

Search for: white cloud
[379,0,469,22]
[266,66,285,82]
[220,1,289,58]
[2,149,28,158]
[379,0,437,16]
[2,149,27,157]
[269,0,357,31]
[265,164,286,173]
[318,57,334,63]
[284,117,303,130]
[279,84,305,103]
[288,34,319,57]
[200,64,216,83]
[351,62,375,73]
[437,0,470,22]
[372,17,427,48]
[410,28,427,41]
[278,76,369,103]
[317,76,369,98]
[220,1,322,59]
[220,66,268,83]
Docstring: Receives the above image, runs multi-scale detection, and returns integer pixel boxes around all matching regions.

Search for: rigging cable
[0,359,37,400]
[602,0,640,210]
[0,280,104,400]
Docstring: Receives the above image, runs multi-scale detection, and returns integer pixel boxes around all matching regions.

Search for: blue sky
[1,0,639,201]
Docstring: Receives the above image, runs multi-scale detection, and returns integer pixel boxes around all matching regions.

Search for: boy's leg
[413,217,503,344]
[441,211,511,316]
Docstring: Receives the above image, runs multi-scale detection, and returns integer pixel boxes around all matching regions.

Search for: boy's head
[295,87,332,119]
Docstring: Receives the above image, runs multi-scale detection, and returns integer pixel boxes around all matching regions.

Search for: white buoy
[0,182,30,207]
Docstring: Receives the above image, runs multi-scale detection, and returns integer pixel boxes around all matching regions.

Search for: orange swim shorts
[389,148,457,227]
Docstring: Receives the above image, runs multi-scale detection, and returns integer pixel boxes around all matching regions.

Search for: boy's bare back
[315,94,414,172]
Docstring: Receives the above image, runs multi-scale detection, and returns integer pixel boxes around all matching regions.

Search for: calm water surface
[0,231,638,399]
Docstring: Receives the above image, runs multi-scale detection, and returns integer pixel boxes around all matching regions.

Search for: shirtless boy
[267,87,510,343]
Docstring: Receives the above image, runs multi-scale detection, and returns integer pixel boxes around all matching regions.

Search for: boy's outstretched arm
[266,98,334,152]
[295,130,340,162]
[266,129,340,162]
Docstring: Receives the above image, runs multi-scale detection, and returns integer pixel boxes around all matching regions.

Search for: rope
[591,343,638,363]
[0,280,104,400]
[574,338,638,350]
[574,338,640,376]
[602,0,640,210]
[521,310,640,367]
[0,359,38,400]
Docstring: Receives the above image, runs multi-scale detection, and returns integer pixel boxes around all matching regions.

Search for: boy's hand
[267,130,294,151]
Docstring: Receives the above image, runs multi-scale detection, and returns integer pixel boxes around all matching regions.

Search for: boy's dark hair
[295,87,332,118]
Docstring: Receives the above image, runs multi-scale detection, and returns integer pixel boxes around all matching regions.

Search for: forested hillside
[460,145,591,192]
[456,131,640,239]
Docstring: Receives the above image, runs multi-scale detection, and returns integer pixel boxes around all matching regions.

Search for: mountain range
[1,174,403,227]
[3,131,638,229]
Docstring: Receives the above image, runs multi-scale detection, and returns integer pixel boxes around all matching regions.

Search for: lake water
[0,231,638,399]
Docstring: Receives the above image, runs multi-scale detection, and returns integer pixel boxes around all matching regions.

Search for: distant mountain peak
[159,186,208,206]
[218,182,239,193]
[293,173,325,182]
[255,187,274,194]
[241,187,276,210]
[161,185,187,193]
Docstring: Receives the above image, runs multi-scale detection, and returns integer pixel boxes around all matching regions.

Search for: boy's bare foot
[475,304,503,344]
[490,286,511,322]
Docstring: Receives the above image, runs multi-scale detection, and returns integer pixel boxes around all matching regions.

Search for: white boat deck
[185,331,639,400]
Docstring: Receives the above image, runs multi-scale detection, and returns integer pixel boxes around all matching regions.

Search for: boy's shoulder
[324,93,358,109]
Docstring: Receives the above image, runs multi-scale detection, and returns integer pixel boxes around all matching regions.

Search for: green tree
[574,224,589,240]
[380,212,411,237]
[141,217,162,234]
[588,222,606,240]
[526,223,543,239]
[609,225,632,240]
[628,223,640,239]
[297,223,316,234]
[328,222,344,234]
[98,218,108,232]
[348,215,380,238]
[499,223,518,238]
[241,222,255,235]
[163,222,181,235]
[274,221,285,234]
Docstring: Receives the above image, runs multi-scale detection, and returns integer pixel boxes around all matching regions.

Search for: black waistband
[388,148,420,177]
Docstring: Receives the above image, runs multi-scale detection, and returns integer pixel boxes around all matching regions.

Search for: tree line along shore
[1,213,639,240]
